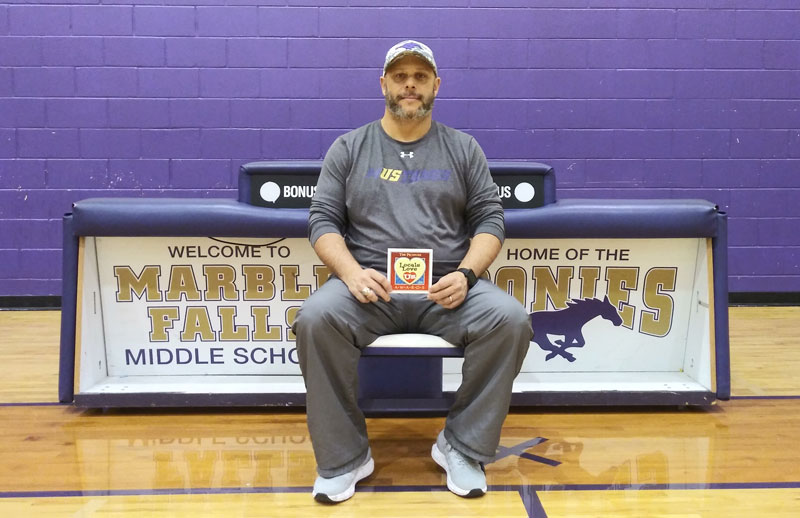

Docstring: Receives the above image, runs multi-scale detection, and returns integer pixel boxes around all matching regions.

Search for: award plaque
[388,248,433,293]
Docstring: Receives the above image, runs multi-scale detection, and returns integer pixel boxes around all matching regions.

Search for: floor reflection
[58,408,315,492]
[4,399,797,499]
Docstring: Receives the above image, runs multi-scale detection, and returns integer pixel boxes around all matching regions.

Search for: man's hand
[312,234,392,304]
[343,268,392,304]
[427,271,468,309]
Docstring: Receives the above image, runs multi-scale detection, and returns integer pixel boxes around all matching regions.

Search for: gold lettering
[281,265,311,301]
[251,306,282,341]
[115,265,161,302]
[166,265,202,301]
[578,266,600,300]
[204,265,238,301]
[218,306,249,341]
[148,307,179,341]
[242,265,275,301]
[606,267,639,329]
[181,306,215,341]
[640,268,676,337]
[379,168,402,181]
[532,266,573,311]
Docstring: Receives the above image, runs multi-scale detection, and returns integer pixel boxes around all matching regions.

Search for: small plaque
[388,248,433,293]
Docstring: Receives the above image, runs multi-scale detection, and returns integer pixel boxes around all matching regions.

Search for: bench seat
[364,334,462,357]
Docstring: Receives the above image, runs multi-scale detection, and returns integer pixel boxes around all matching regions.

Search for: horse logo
[529,296,623,362]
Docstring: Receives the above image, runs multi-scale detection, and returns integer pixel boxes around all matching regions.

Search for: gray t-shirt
[309,120,504,278]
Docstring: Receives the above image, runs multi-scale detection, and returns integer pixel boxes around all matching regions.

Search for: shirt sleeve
[464,137,505,243]
[308,137,351,246]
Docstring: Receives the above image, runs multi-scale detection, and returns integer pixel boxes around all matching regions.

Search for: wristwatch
[457,268,478,289]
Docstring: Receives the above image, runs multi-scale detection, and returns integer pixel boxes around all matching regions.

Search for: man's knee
[295,279,351,327]
[295,291,330,329]
[487,297,532,368]
[293,288,360,372]
[506,298,533,334]
[488,292,531,328]
[506,308,533,351]
[464,290,532,344]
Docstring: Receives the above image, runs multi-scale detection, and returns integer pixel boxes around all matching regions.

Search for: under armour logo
[400,151,414,159]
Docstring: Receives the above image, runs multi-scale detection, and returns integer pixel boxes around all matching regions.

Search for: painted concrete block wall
[1,1,798,296]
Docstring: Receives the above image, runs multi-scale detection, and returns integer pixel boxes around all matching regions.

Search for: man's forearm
[313,232,392,303]
[313,233,363,281]
[458,233,502,276]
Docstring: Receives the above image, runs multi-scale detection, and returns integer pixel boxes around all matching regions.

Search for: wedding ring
[361,287,373,296]
[449,295,453,303]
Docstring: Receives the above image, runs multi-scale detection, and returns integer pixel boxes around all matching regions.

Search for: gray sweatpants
[294,277,532,478]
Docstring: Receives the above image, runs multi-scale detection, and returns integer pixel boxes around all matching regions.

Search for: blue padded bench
[61,194,728,411]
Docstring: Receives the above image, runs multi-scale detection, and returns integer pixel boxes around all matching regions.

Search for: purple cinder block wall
[1,1,799,296]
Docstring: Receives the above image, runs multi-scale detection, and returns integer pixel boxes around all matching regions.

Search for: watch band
[457,268,478,289]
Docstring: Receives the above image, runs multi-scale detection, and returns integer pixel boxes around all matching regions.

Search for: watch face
[460,268,477,288]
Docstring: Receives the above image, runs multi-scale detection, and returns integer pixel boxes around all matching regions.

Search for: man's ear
[433,76,441,96]
[379,75,386,96]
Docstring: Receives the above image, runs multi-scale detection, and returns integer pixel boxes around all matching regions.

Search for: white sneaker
[431,430,487,497]
[312,455,374,503]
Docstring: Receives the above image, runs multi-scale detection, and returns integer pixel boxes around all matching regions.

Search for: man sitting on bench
[293,40,533,504]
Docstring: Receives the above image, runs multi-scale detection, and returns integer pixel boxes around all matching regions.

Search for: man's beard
[385,91,435,120]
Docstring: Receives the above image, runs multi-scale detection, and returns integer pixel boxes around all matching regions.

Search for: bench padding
[505,199,720,238]
[70,197,721,239]
[71,198,308,237]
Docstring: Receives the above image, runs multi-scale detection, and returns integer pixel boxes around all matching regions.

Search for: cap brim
[384,51,437,75]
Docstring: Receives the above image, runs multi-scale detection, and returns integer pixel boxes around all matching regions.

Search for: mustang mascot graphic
[529,296,623,362]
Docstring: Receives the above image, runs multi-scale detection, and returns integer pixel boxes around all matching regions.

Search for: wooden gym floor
[1,307,799,517]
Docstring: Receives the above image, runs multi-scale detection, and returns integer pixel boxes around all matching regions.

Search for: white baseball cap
[383,40,438,76]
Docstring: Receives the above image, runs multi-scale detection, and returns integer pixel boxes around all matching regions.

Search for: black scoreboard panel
[493,174,546,209]
[248,173,546,209]
[249,174,319,209]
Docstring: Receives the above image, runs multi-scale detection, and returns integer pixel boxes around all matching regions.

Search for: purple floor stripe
[519,486,548,518]
[0,402,66,407]
[2,482,799,500]
[519,452,561,467]
[0,486,311,499]
[504,481,800,491]
[729,395,800,400]
[3,396,799,408]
